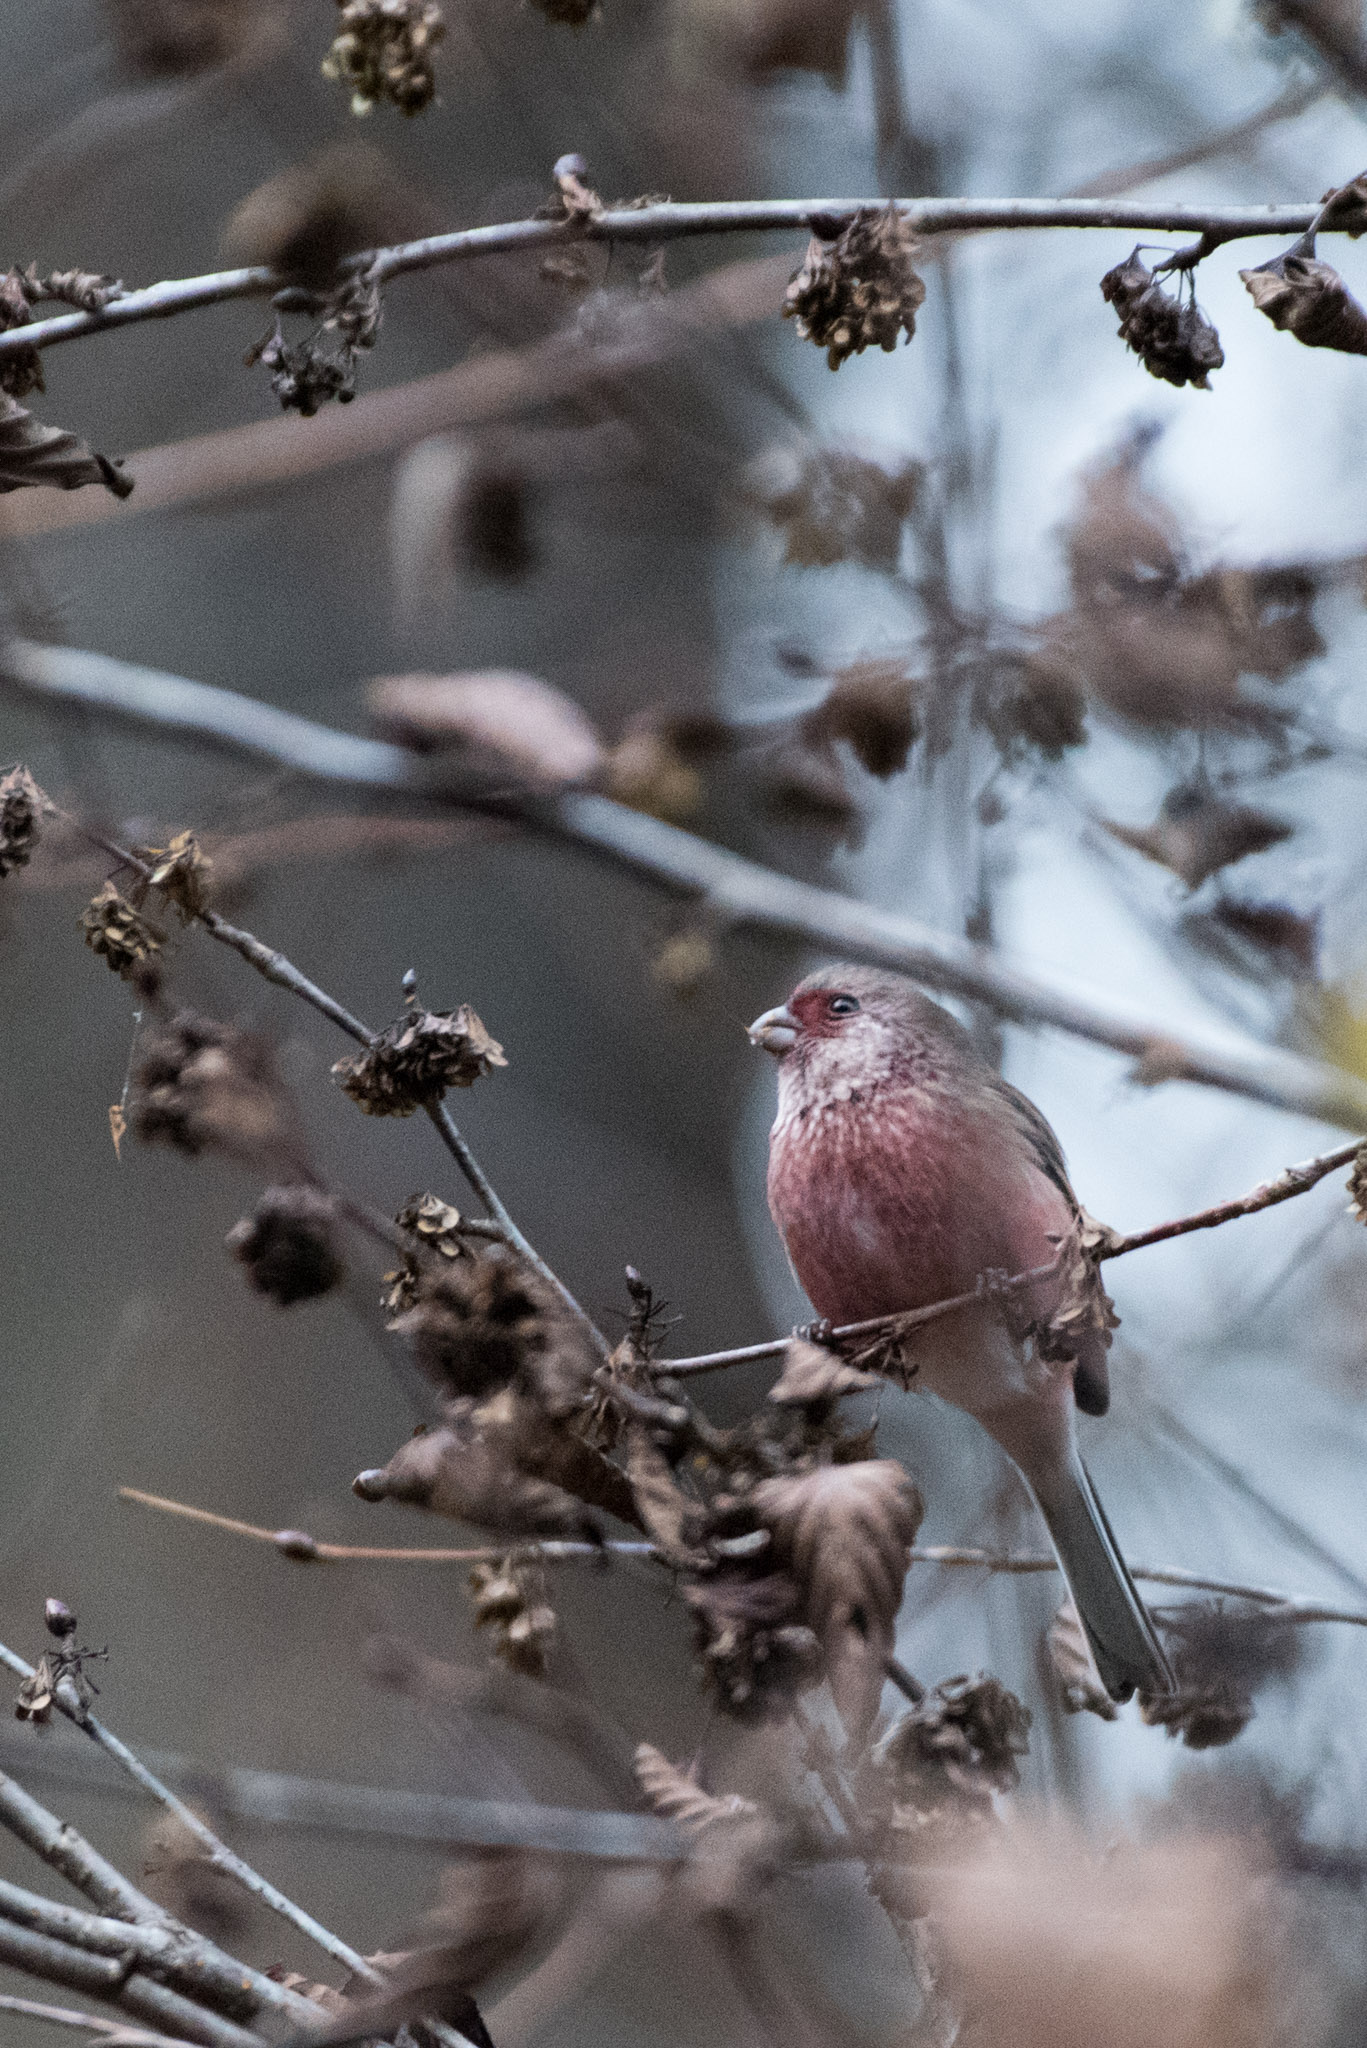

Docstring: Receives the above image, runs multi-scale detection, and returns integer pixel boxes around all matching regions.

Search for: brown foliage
[1241,250,1367,354]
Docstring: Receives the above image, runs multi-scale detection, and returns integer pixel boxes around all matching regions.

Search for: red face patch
[790,987,863,1039]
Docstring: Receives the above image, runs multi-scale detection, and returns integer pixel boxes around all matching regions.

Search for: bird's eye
[828,994,860,1017]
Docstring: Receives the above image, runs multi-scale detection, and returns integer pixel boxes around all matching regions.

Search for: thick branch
[7,640,1366,1130]
[0,199,1338,364]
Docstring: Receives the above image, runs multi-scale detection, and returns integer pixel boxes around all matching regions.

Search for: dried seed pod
[80,882,163,978]
[1240,249,1367,353]
[468,1558,557,1676]
[0,765,48,877]
[783,206,925,369]
[333,1002,506,1115]
[321,0,444,114]
[226,1186,344,1306]
[1100,252,1224,389]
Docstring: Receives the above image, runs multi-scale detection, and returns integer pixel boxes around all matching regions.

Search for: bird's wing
[987,1077,1078,1209]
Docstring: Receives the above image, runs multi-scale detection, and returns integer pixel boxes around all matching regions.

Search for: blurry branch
[0,198,1347,366]
[0,1994,203,2045]
[116,1488,1367,1629]
[7,641,1367,1129]
[1263,0,1367,98]
[118,1485,655,1561]
[0,1725,685,1863]
[1068,77,1325,198]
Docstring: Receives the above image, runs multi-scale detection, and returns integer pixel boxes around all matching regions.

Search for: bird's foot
[795,1317,836,1347]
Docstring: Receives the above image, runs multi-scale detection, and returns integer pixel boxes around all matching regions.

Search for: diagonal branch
[6,639,1366,1130]
[0,198,1342,366]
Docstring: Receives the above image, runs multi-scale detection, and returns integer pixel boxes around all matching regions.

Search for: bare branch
[0,1994,201,2046]
[1103,1138,1361,1255]
[0,198,1344,367]
[114,1485,1367,1628]
[6,641,1366,1129]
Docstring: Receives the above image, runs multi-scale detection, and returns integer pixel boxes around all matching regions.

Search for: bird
[748,962,1173,1704]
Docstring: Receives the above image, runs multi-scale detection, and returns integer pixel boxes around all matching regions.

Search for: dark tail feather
[1032,1451,1174,1703]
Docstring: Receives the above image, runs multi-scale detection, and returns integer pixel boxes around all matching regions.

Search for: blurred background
[1,0,1367,2040]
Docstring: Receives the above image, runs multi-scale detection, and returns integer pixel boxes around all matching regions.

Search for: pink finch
[749,964,1172,1704]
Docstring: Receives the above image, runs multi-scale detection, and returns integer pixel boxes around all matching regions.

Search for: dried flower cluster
[744,444,922,570]
[245,272,382,416]
[783,207,925,369]
[0,765,48,878]
[138,829,213,921]
[383,1190,466,1313]
[14,1599,105,1727]
[1140,1602,1302,1750]
[226,1185,344,1306]
[80,881,163,979]
[333,1001,506,1115]
[321,0,444,114]
[1100,252,1224,389]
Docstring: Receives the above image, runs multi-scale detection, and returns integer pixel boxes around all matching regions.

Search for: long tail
[1030,1450,1174,1703]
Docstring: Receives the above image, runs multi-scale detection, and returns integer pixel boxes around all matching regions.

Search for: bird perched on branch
[749,963,1173,1704]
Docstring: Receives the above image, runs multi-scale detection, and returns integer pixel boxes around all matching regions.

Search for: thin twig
[114,1486,1367,1624]
[7,641,1366,1129]
[1101,1139,1361,1256]
[0,198,1342,366]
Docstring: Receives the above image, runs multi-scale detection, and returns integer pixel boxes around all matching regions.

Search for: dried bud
[397,1191,465,1256]
[801,659,919,777]
[684,1570,824,1723]
[227,1186,344,1306]
[333,1003,506,1116]
[876,1674,1032,1824]
[743,445,921,570]
[1241,249,1367,353]
[44,1600,77,1640]
[468,1557,557,1676]
[321,0,444,114]
[1100,252,1224,389]
[137,829,211,922]
[80,882,163,979]
[129,1011,283,1158]
[222,143,421,288]
[605,727,702,823]
[783,206,925,370]
[0,766,49,877]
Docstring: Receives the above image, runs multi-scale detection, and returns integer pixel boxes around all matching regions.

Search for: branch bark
[6,639,1365,1130]
[0,198,1340,365]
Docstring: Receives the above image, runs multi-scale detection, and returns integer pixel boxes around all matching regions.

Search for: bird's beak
[747,1004,799,1056]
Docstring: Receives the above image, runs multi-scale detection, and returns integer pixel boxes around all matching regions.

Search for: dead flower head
[322,0,444,115]
[468,1556,557,1676]
[783,207,925,369]
[333,1002,506,1115]
[226,1185,345,1306]
[1140,1602,1303,1751]
[876,1674,1032,1826]
[1241,248,1367,354]
[683,1567,825,1723]
[391,1247,595,1416]
[383,1192,466,1314]
[80,881,163,980]
[744,444,922,571]
[0,765,49,877]
[130,1010,283,1158]
[1100,251,1224,389]
[137,829,212,922]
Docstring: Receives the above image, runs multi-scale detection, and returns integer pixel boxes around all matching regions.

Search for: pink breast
[767,1086,1057,1327]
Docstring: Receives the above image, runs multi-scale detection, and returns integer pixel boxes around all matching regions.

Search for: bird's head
[748,965,970,1093]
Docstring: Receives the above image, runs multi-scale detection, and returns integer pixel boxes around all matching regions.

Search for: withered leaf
[800,658,920,777]
[633,1744,760,1833]
[0,394,132,497]
[1046,1598,1119,1721]
[625,1426,707,1568]
[354,1409,604,1541]
[768,1338,880,1405]
[752,1459,923,1737]
[1102,787,1292,892]
[1241,250,1367,354]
